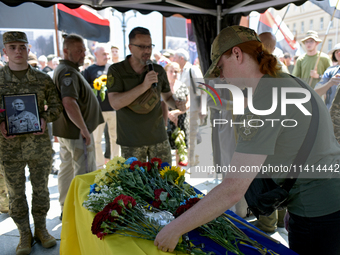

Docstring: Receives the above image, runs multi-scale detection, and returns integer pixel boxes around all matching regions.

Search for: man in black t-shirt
[83,44,120,169]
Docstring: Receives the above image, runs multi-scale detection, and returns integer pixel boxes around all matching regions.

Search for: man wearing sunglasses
[107,26,185,164]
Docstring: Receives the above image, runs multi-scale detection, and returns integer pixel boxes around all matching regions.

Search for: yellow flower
[93,78,102,90]
[93,168,114,190]
[98,75,107,84]
[105,156,126,177]
[159,166,186,184]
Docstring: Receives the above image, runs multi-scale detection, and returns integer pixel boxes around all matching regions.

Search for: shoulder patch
[236,114,261,141]
[107,74,114,88]
[63,77,73,86]
[64,72,71,77]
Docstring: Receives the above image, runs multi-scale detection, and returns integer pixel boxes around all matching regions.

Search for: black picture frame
[3,93,41,135]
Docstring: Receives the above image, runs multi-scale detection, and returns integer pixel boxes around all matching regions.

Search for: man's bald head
[259,32,276,54]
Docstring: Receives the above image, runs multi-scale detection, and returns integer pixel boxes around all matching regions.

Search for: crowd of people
[1,24,340,255]
[0,27,204,255]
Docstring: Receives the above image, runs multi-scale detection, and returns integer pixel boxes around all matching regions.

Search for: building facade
[273,2,340,55]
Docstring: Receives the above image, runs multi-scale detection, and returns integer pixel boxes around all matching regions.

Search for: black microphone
[146,59,157,88]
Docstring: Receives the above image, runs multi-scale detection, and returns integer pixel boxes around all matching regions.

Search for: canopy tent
[0,0,309,17]
[1,0,312,74]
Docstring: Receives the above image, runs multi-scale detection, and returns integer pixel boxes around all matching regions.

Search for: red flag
[57,4,110,42]
[258,10,298,55]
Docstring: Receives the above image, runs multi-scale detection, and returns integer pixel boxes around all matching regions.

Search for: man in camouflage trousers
[107,27,186,163]
[0,31,63,255]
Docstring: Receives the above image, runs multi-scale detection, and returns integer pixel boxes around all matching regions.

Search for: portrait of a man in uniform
[3,95,41,135]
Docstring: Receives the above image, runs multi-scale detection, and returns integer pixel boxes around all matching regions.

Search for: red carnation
[141,162,152,172]
[150,158,162,169]
[152,200,162,208]
[91,210,109,239]
[130,161,142,170]
[174,206,187,217]
[113,194,137,208]
[96,232,107,240]
[102,202,123,220]
[153,189,169,209]
[154,188,167,200]
[174,198,201,217]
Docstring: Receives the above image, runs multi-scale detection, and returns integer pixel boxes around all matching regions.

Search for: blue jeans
[289,210,340,255]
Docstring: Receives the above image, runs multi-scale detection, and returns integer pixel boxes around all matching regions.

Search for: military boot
[34,228,56,248]
[253,211,277,234]
[16,230,33,255]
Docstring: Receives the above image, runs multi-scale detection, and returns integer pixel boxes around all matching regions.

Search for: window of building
[320,17,324,30]
[330,20,333,28]
[328,39,333,52]
[301,21,304,33]
[293,23,296,33]
[310,20,313,30]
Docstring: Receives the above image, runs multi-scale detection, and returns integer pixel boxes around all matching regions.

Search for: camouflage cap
[3,31,28,44]
[204,25,261,79]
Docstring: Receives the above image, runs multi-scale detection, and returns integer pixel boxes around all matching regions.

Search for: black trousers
[289,210,340,255]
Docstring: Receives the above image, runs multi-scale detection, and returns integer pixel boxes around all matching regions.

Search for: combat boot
[16,230,33,255]
[34,228,56,248]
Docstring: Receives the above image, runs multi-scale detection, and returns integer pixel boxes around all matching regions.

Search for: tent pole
[163,16,166,50]
[274,4,290,35]
[217,4,221,34]
[53,4,60,57]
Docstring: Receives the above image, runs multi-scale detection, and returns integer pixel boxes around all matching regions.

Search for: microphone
[146,59,157,88]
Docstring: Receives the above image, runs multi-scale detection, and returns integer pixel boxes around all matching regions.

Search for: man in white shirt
[173,48,204,167]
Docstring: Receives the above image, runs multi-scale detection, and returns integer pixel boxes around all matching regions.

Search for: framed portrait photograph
[3,93,41,135]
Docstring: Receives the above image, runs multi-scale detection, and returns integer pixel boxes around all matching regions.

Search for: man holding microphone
[107,27,185,163]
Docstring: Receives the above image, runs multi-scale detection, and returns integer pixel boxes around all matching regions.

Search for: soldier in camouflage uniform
[8,99,40,134]
[0,31,63,255]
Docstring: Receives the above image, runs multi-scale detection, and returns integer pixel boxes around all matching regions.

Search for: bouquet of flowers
[83,156,277,255]
[90,194,207,254]
[93,74,107,102]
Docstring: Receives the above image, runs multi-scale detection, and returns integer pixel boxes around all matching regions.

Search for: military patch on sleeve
[107,74,114,88]
[63,77,73,86]
[236,114,261,141]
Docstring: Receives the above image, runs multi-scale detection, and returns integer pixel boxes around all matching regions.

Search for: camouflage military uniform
[0,169,9,213]
[121,140,172,165]
[0,64,63,232]
[330,85,340,142]
[9,110,39,133]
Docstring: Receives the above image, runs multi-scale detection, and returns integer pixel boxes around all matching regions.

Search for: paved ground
[0,125,289,254]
